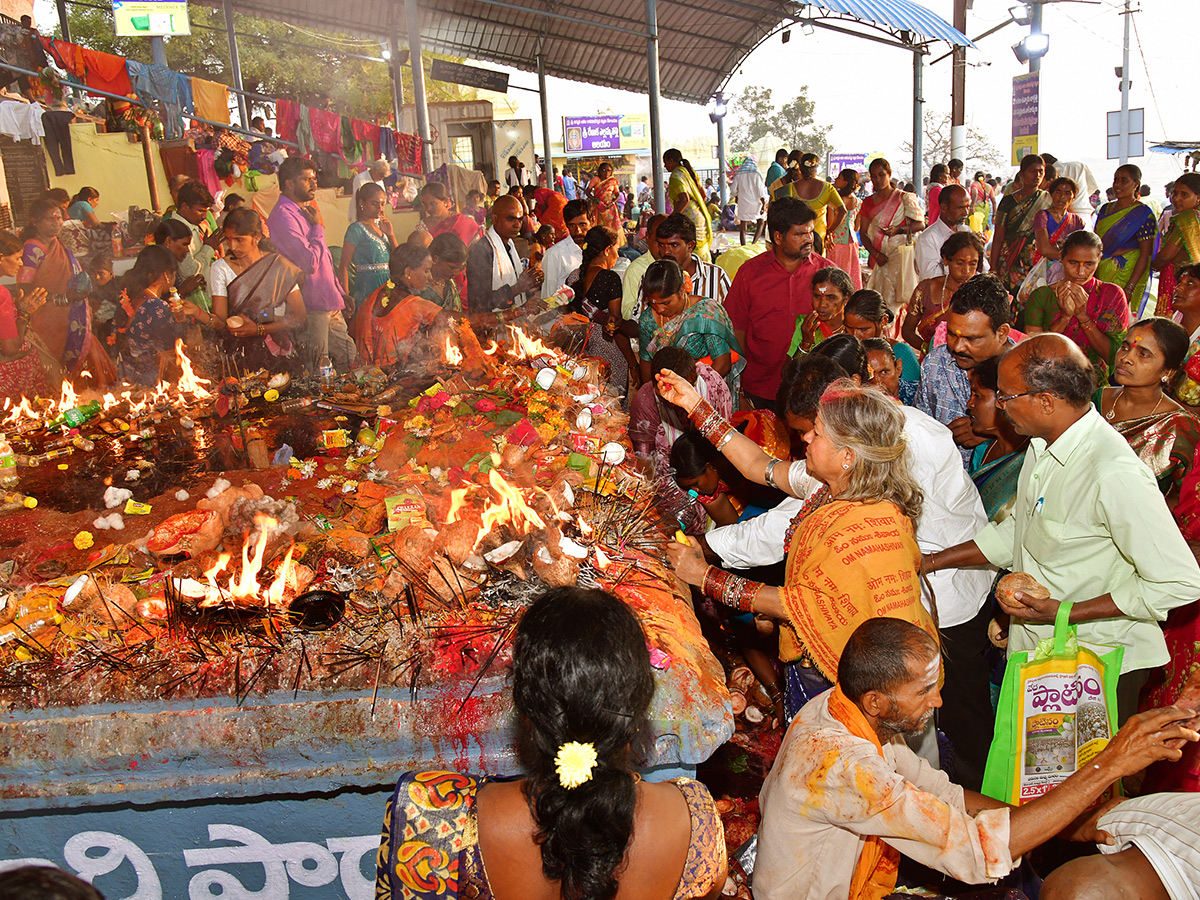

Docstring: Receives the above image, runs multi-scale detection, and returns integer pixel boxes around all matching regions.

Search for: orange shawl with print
[777,499,935,679]
[827,685,902,900]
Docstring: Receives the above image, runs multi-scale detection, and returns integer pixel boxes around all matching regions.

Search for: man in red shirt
[723,197,833,409]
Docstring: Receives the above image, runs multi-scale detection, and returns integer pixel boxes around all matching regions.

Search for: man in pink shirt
[723,197,833,409]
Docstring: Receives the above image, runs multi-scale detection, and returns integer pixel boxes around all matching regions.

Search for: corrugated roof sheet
[205,0,972,105]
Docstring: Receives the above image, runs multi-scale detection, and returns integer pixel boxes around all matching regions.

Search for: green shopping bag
[981,601,1124,805]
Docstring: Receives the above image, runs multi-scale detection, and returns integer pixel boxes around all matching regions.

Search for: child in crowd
[463,190,487,227]
[788,266,853,355]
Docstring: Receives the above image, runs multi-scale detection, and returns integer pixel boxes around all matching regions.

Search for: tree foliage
[726,84,832,162]
[898,111,1007,178]
[53,5,472,123]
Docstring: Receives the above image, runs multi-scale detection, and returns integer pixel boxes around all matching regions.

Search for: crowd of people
[9,142,1200,900]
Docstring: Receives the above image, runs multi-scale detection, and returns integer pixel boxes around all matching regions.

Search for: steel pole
[950,0,967,165]
[55,0,71,42]
[1030,0,1043,74]
[716,96,727,208]
[1119,0,1132,165]
[405,0,434,173]
[388,34,405,134]
[912,49,924,190]
[222,0,249,127]
[645,0,664,214]
[536,49,555,193]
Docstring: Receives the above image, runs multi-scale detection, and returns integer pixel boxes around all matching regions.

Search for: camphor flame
[506,325,556,360]
[101,392,119,411]
[2,396,37,426]
[197,514,297,608]
[58,379,79,416]
[174,340,214,399]
[444,336,463,366]
[475,469,546,547]
[482,340,499,355]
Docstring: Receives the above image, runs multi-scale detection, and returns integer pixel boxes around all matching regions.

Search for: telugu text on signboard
[562,115,650,155]
[1011,73,1039,165]
[430,59,509,94]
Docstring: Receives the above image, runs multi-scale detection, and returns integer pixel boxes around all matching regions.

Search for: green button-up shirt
[974,407,1200,673]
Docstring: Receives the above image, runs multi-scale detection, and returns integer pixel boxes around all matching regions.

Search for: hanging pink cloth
[307,108,342,155]
[275,99,299,143]
[351,119,382,159]
[195,148,221,198]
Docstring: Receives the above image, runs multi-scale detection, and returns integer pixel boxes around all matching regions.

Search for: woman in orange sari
[662,373,936,721]
[353,243,446,367]
[20,198,116,386]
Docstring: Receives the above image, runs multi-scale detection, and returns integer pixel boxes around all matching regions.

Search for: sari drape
[994,189,1050,294]
[426,213,481,295]
[1108,407,1200,499]
[862,189,923,315]
[18,237,82,297]
[1096,201,1159,317]
[1156,209,1200,316]
[354,287,442,366]
[776,499,935,680]
[827,194,862,288]
[342,221,392,311]
[668,167,713,259]
[589,175,626,249]
[1023,277,1130,383]
[969,443,1027,523]
[225,253,302,367]
[638,297,744,396]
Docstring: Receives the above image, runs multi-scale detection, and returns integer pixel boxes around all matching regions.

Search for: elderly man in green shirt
[925,333,1200,722]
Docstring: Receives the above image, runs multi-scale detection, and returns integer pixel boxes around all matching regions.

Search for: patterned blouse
[375,770,726,900]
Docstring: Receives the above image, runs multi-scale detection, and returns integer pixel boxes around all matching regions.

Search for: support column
[388,35,405,134]
[645,0,664,214]
[56,0,71,42]
[1029,0,1043,73]
[912,49,924,190]
[405,0,433,173]
[223,0,249,127]
[950,0,967,166]
[536,48,555,193]
[1118,0,1132,165]
[150,36,167,67]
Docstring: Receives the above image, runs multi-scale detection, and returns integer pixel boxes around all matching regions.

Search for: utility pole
[1029,0,1043,73]
[1118,0,1132,165]
[950,0,967,167]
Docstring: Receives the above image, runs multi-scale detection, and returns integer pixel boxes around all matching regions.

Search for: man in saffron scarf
[753,617,1200,900]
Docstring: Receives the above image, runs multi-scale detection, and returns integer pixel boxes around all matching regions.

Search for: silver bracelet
[764,458,781,490]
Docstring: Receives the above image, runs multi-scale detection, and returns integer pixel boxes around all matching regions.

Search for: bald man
[925,334,1200,723]
[464,194,542,313]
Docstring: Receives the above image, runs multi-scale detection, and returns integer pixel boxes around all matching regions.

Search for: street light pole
[714,92,727,208]
[1118,0,1132,165]
[1029,0,1043,74]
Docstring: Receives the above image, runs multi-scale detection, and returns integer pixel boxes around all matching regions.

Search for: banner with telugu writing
[562,114,650,155]
[1011,73,1040,165]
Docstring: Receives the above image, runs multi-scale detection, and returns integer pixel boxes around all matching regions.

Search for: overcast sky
[487,0,1194,194]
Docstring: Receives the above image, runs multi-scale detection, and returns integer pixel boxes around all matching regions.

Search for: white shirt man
[542,201,590,299]
[914,184,987,280]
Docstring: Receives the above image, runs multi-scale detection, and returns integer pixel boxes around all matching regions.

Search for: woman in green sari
[638,258,743,396]
[664,148,714,260]
[966,356,1029,522]
[1152,172,1200,315]
[989,154,1050,302]
[1095,163,1158,318]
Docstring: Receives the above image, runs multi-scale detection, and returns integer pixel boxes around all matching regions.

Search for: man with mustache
[915,274,1016,466]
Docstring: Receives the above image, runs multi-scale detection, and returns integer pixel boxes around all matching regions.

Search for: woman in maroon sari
[0,230,47,400]
[19,198,115,387]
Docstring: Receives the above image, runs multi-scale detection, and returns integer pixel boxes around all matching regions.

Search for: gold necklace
[1107,387,1165,421]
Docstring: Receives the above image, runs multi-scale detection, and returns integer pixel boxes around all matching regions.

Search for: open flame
[444,337,463,366]
[482,340,499,355]
[476,469,545,546]
[175,340,213,400]
[2,396,38,427]
[507,325,556,360]
[58,379,79,414]
[446,487,471,523]
[191,514,297,608]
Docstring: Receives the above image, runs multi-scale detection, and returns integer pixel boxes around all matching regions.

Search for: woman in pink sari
[418,182,481,296]
[858,158,924,317]
[825,168,862,289]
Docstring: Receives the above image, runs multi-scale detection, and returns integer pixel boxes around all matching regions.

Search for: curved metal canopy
[204,0,972,105]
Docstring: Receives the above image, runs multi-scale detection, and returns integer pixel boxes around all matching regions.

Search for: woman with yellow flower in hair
[374,586,728,900]
[352,243,447,367]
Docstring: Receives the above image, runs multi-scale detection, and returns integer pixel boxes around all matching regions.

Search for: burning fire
[482,341,499,355]
[174,340,213,399]
[476,469,545,546]
[444,337,463,366]
[2,396,38,427]
[188,514,298,608]
[507,326,555,360]
[58,379,79,414]
[446,487,471,523]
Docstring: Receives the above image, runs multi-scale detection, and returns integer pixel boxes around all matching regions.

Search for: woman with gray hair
[660,371,937,719]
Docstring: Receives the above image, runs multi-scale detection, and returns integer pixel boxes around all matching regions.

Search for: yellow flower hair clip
[554,741,598,789]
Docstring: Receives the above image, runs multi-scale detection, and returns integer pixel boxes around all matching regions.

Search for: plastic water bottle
[281,397,315,413]
[318,354,335,394]
[0,434,18,489]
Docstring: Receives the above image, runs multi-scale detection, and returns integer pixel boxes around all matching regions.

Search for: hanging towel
[191,77,230,125]
[295,106,315,157]
[307,107,341,155]
[275,98,299,143]
[0,100,44,144]
[79,47,134,97]
[127,61,192,132]
[43,38,86,81]
[351,118,381,159]
[378,126,396,164]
